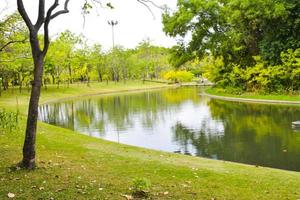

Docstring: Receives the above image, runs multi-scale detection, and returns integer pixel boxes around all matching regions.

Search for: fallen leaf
[7,193,15,198]
[55,188,63,192]
[181,184,189,188]
[121,194,133,200]
[164,191,169,195]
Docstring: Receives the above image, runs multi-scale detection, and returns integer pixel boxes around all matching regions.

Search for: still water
[39,87,300,171]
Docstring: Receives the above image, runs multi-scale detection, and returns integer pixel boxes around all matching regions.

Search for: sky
[0,0,178,50]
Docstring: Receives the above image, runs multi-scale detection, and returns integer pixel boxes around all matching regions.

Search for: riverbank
[205,87,300,104]
[0,81,174,114]
[0,82,299,199]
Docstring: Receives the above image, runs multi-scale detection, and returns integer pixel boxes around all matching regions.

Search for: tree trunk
[87,74,90,87]
[44,78,47,90]
[51,74,55,85]
[19,82,23,93]
[0,77,2,97]
[68,63,73,84]
[3,79,8,90]
[97,66,103,82]
[19,73,23,93]
[21,54,44,169]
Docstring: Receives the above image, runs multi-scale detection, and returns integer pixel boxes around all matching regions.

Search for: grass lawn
[206,87,300,102]
[0,81,299,199]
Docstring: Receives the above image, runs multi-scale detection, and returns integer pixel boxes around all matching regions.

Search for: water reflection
[39,87,300,171]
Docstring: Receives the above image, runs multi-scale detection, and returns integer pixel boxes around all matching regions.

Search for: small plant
[0,109,19,133]
[131,178,151,198]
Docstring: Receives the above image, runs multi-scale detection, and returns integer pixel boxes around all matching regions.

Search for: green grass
[0,81,170,114]
[206,87,300,102]
[0,81,299,199]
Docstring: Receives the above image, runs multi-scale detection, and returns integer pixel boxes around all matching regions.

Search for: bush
[0,109,19,133]
[204,49,300,93]
[163,70,194,83]
[222,87,244,95]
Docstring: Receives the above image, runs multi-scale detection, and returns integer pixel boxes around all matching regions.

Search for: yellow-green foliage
[202,56,225,82]
[204,49,300,93]
[163,70,194,82]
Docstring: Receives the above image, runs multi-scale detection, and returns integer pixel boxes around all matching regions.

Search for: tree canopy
[163,0,300,67]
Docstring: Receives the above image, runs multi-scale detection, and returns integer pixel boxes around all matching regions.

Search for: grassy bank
[0,81,172,114]
[206,87,300,103]
[0,81,299,199]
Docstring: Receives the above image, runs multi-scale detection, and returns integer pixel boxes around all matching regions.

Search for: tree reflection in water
[172,99,300,171]
[39,87,300,171]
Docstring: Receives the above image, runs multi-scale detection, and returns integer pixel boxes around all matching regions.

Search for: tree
[89,44,105,82]
[0,12,30,95]
[16,0,161,169]
[163,0,300,67]
[17,0,71,169]
[45,31,80,87]
[0,12,27,53]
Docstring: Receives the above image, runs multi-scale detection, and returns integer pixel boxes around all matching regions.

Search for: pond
[39,87,300,171]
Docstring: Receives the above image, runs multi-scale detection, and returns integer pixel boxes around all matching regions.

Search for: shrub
[204,49,300,93]
[0,109,19,133]
[163,70,194,83]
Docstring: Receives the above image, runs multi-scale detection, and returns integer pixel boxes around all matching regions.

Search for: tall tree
[16,0,161,169]
[163,0,300,67]
[17,0,71,169]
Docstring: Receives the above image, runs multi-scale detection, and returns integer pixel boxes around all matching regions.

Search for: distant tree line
[0,12,174,95]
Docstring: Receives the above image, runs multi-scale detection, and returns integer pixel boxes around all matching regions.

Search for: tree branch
[0,39,27,52]
[0,56,31,63]
[43,0,70,55]
[50,0,70,20]
[138,0,163,9]
[42,0,59,56]
[137,0,163,19]
[35,0,45,31]
[17,0,34,32]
